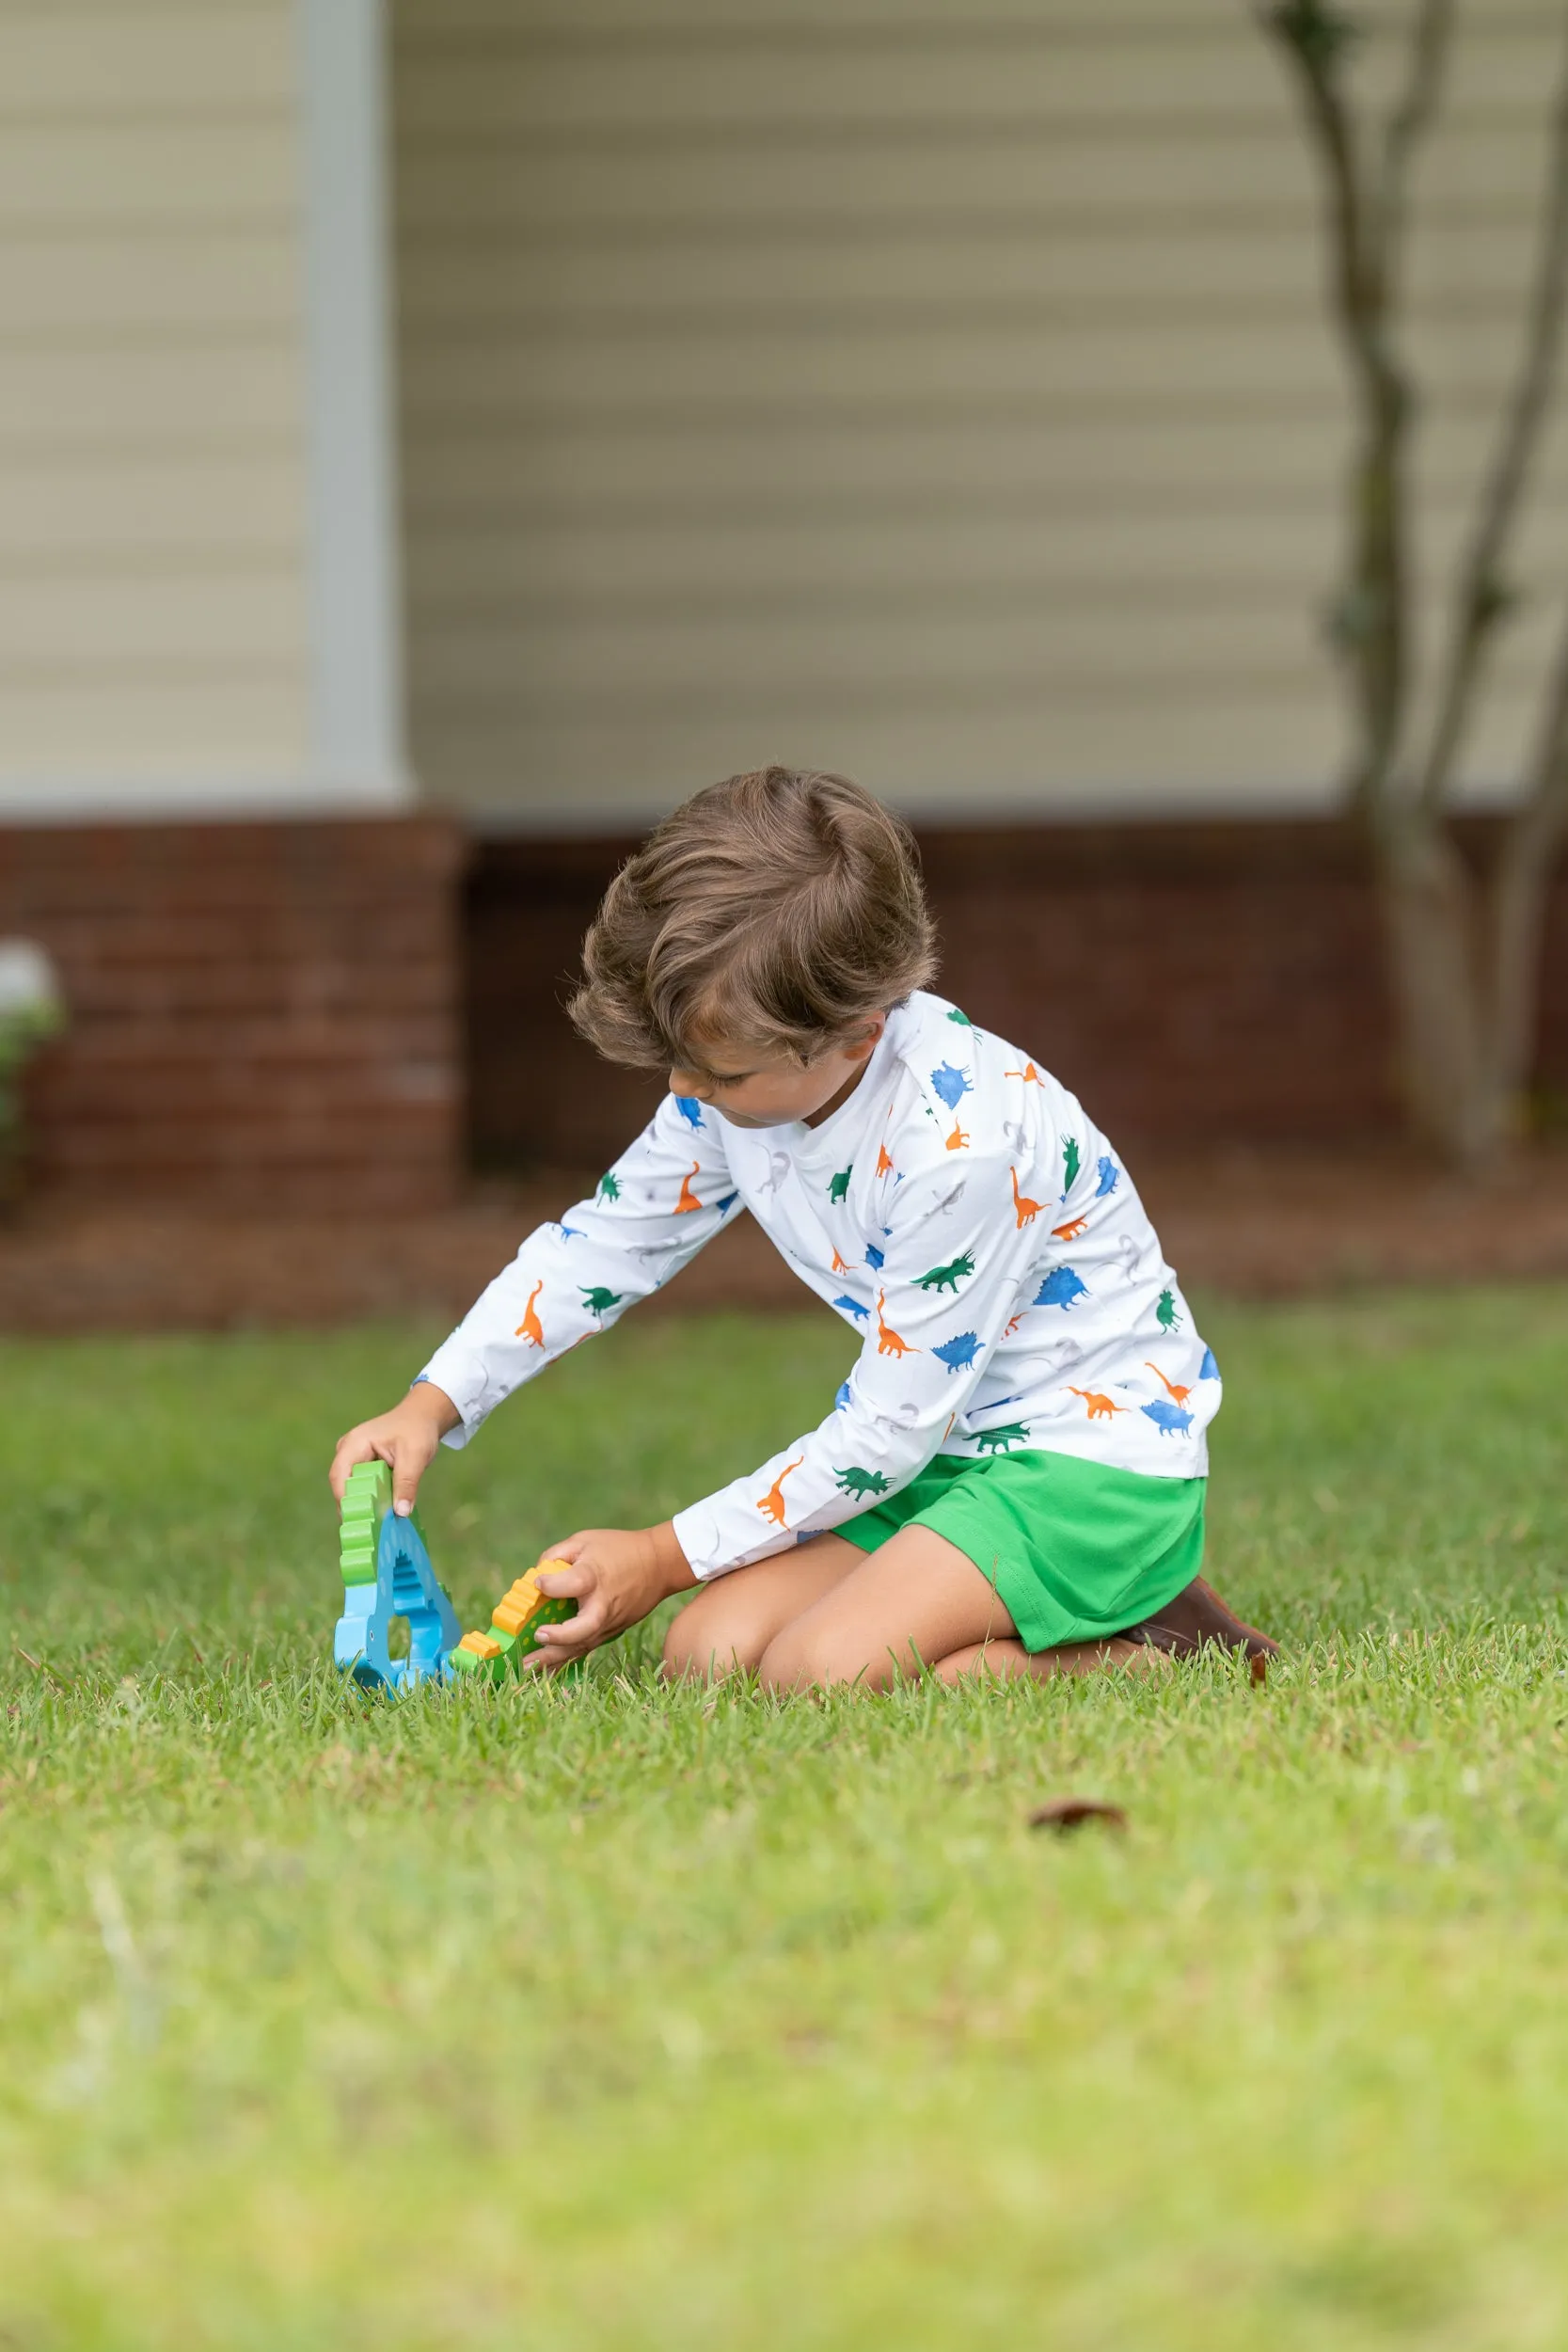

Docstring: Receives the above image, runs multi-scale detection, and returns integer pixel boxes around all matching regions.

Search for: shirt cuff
[671,1497,795,1581]
[416,1342,494,1449]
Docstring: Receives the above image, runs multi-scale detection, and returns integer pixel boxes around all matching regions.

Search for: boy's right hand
[329,1381,461,1516]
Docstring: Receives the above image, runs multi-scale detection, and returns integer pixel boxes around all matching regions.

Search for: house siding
[0,2,314,798]
[392,0,1568,827]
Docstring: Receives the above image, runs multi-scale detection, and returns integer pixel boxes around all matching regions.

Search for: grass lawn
[2,1286,1567,2351]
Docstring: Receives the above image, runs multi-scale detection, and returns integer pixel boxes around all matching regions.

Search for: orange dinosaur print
[831,1248,855,1275]
[875,1290,920,1359]
[756,1456,803,1527]
[515,1279,545,1349]
[1068,1386,1126,1421]
[674,1161,702,1214]
[1052,1216,1088,1241]
[1006,1062,1046,1085]
[1010,1167,1045,1229]
[1005,1312,1024,1337]
[876,1140,895,1177]
[945,1119,969,1152]
[1146,1362,1194,1406]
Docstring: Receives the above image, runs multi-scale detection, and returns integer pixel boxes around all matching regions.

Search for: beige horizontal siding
[393,0,1568,822]
[0,1,311,784]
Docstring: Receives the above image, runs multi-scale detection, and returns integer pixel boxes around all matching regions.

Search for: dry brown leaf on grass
[1028,1798,1128,1834]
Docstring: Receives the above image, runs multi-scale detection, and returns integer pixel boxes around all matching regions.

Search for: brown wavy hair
[567,767,938,1071]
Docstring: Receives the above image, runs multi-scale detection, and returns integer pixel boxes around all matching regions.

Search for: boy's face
[669,1016,886,1131]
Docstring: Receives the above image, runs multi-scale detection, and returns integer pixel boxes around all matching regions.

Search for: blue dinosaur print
[673,1095,705,1131]
[1142,1400,1195,1437]
[1034,1266,1087,1311]
[865,1244,885,1271]
[832,1293,870,1322]
[1095,1156,1120,1199]
[553,1221,585,1240]
[715,1191,738,1214]
[930,1061,973,1110]
[933,1331,983,1374]
[833,1379,853,1411]
[1199,1346,1220,1381]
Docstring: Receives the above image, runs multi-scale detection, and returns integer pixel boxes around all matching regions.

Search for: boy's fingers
[329,1432,374,1504]
[389,1445,425,1518]
[533,1561,594,1598]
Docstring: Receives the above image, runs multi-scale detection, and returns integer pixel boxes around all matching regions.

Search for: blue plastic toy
[334,1458,461,1692]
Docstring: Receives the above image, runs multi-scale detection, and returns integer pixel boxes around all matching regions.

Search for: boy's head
[569,767,937,1128]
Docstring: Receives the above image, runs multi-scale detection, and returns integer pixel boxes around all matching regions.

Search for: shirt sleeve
[671,1144,1042,1579]
[419,1094,740,1445]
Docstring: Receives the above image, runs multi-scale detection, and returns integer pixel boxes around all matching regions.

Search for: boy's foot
[1117,1576,1278,1661]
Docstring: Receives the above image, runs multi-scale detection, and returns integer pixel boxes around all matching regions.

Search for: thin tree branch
[1418,9,1568,816]
[1378,0,1456,282]
[1259,4,1412,811]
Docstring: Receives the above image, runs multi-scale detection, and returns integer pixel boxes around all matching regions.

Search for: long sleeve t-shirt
[420,991,1219,1581]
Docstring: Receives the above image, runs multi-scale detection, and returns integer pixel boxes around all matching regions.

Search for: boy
[330,767,1276,1690]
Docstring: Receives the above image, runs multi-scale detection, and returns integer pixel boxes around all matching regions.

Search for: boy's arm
[330,1098,739,1508]
[418,1092,740,1448]
[667,1148,1043,1581]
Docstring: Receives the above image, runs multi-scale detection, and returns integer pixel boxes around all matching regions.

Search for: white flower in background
[0,940,66,1168]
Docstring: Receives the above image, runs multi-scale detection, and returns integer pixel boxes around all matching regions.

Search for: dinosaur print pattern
[515,1280,545,1349]
[756,1456,804,1525]
[834,1465,893,1498]
[1010,1167,1045,1228]
[875,1291,919,1359]
[1034,1266,1088,1311]
[974,1421,1031,1454]
[1068,1387,1125,1421]
[933,1331,983,1374]
[418,990,1218,1582]
[912,1248,975,1293]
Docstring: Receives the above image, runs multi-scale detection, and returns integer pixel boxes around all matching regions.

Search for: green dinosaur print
[834,1465,893,1499]
[974,1421,1031,1455]
[579,1285,624,1320]
[947,1007,973,1025]
[1157,1288,1181,1335]
[1062,1136,1081,1192]
[828,1166,853,1204]
[596,1171,621,1203]
[912,1248,976,1294]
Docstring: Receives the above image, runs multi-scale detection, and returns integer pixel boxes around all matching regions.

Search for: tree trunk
[1372,814,1500,1163]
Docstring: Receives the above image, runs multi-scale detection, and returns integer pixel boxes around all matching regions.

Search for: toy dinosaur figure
[912,1248,976,1293]
[449,1560,580,1686]
[334,1457,461,1693]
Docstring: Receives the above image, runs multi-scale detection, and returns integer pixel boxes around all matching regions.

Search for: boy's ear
[850,1012,887,1059]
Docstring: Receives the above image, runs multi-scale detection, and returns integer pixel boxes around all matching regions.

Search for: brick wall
[466,818,1568,1168]
[1,816,466,1209]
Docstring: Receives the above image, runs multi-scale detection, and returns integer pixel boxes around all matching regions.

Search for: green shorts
[837,1449,1206,1653]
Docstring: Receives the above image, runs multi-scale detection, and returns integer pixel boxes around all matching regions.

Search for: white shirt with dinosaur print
[420,991,1219,1581]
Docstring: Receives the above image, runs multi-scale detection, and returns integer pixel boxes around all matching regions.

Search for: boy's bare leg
[661,1534,863,1679]
[756,1522,1025,1692]
[932,1636,1170,1684]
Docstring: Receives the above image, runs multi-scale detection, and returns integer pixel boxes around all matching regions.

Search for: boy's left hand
[524,1521,696,1670]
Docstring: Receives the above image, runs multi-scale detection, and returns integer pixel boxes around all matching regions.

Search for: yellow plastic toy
[448,1562,578,1685]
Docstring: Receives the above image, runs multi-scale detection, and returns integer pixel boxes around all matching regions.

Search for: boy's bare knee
[660,1596,756,1681]
[757,1627,886,1694]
